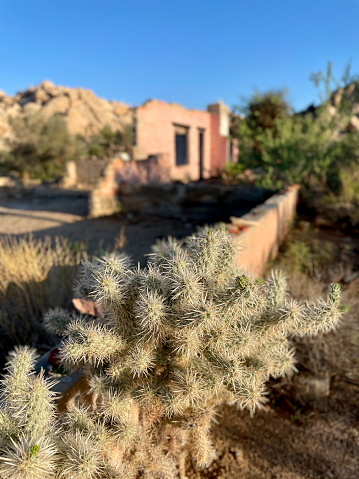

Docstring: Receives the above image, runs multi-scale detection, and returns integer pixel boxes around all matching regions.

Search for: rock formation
[0,81,132,149]
[298,81,359,136]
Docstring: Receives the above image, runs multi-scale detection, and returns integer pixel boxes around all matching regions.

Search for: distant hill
[0,81,132,149]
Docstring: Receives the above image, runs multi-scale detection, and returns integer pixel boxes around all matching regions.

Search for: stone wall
[89,177,298,277]
[89,154,171,218]
[91,175,298,276]
[62,159,110,188]
[116,182,268,222]
[228,185,300,277]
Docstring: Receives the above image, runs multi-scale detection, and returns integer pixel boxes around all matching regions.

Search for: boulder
[22,102,42,115]
[66,88,80,104]
[332,88,343,107]
[113,102,130,116]
[323,104,337,121]
[346,115,359,132]
[352,103,359,115]
[1,96,14,107]
[34,89,50,104]
[42,95,70,118]
[67,101,100,135]
[6,104,21,118]
[0,81,132,142]
[40,80,57,96]
[345,82,357,98]
[0,118,9,136]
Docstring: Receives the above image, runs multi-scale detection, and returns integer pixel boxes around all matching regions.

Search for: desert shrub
[0,227,346,478]
[334,162,359,204]
[0,236,87,349]
[230,63,359,202]
[230,108,338,190]
[0,114,133,180]
[267,225,358,382]
[235,89,292,155]
[0,113,81,180]
[85,124,133,159]
[271,229,355,285]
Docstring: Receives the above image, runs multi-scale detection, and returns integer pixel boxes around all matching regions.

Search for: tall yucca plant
[0,228,346,478]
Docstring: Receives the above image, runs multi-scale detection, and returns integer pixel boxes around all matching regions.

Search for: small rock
[293,373,330,403]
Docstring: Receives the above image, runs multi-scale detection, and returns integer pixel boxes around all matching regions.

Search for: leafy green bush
[230,63,359,203]
[231,106,341,190]
[0,228,346,478]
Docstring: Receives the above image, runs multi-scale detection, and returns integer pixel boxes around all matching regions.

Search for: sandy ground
[0,193,213,264]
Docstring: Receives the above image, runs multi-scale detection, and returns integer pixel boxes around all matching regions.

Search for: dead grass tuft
[0,235,87,347]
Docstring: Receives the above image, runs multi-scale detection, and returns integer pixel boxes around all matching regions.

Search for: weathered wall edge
[229,184,300,277]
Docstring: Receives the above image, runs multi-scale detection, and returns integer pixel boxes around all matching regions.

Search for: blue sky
[0,0,358,112]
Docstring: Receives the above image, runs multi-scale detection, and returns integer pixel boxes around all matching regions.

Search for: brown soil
[187,381,359,479]
[185,277,359,479]
[0,193,205,265]
[1,191,358,479]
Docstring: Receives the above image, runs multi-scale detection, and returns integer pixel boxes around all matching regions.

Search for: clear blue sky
[0,0,358,112]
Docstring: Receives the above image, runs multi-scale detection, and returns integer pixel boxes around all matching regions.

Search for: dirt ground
[0,190,250,264]
[185,257,359,479]
[1,191,358,479]
[0,193,207,265]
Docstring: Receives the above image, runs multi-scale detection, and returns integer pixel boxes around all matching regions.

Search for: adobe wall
[89,154,171,217]
[209,113,228,175]
[208,102,229,175]
[133,100,225,182]
[62,159,110,188]
[228,185,300,277]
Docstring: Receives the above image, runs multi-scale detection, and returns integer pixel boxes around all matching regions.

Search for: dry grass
[0,235,87,348]
[266,224,359,379]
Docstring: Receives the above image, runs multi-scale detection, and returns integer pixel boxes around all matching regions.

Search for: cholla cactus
[45,227,346,477]
[0,346,58,479]
[1,228,346,478]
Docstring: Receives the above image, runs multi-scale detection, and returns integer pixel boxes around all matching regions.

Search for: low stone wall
[116,182,268,222]
[88,159,299,276]
[228,185,300,277]
[62,159,111,189]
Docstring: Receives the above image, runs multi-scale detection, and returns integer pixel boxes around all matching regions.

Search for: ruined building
[131,99,230,181]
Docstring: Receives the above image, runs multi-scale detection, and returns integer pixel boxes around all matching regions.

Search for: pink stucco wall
[132,100,228,181]
[230,185,300,277]
[209,113,228,175]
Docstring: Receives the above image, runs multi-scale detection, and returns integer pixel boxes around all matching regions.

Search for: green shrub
[85,124,133,159]
[0,115,133,181]
[0,113,82,180]
[0,228,346,478]
[231,63,359,200]
[232,108,338,190]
